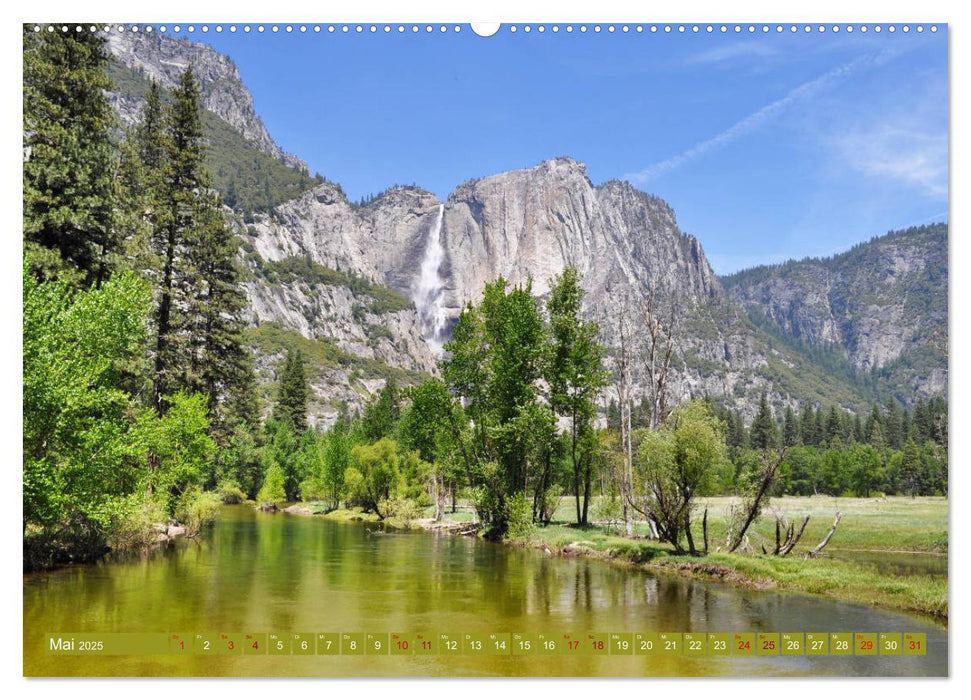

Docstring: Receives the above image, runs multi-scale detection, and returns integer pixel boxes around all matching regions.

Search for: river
[23,505,947,676]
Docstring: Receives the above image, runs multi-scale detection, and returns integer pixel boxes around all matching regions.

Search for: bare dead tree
[728,447,789,553]
[806,512,843,558]
[636,275,683,431]
[614,295,636,538]
[773,513,811,556]
[702,506,709,555]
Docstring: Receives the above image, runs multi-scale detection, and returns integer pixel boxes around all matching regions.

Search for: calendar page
[21,18,948,679]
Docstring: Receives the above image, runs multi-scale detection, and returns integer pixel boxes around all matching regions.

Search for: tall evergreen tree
[800,404,816,447]
[191,188,258,439]
[899,438,922,497]
[152,67,207,413]
[814,408,826,448]
[145,66,258,431]
[749,391,778,450]
[853,413,865,444]
[885,400,903,451]
[782,406,800,447]
[824,405,842,445]
[117,80,165,273]
[23,25,117,287]
[274,347,309,433]
[865,403,882,442]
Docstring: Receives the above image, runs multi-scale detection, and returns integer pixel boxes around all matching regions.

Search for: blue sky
[197,25,948,274]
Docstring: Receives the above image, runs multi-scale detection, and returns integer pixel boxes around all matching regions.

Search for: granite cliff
[103,30,948,424]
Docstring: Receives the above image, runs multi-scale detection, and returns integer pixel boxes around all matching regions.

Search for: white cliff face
[248,184,441,287]
[243,157,773,414]
[243,281,437,376]
[440,159,718,316]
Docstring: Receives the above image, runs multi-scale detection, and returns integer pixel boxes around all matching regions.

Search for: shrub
[107,493,169,551]
[257,458,287,506]
[381,496,424,528]
[216,480,247,505]
[175,489,222,537]
[505,492,536,543]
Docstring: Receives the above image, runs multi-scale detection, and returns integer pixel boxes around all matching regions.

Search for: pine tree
[814,408,826,448]
[23,25,117,287]
[117,80,165,274]
[824,406,841,446]
[190,188,258,440]
[870,420,887,454]
[885,400,903,451]
[749,392,778,450]
[782,406,800,447]
[152,67,207,413]
[146,66,258,430]
[901,407,913,443]
[274,347,309,433]
[865,403,882,442]
[839,410,854,444]
[800,404,816,447]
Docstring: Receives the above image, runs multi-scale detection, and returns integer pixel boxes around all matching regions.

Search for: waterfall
[415,204,448,355]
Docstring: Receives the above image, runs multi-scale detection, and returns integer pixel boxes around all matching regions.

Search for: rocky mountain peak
[105,30,308,172]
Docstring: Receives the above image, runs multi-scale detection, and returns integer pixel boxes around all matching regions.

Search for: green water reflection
[24,506,947,676]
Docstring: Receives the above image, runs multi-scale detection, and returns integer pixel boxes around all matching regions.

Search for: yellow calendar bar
[43,632,928,656]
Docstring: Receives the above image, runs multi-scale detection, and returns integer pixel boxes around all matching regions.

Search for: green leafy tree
[398,379,467,520]
[782,446,823,495]
[361,377,400,442]
[322,424,352,509]
[23,262,152,543]
[545,268,608,526]
[847,443,882,497]
[215,424,264,499]
[23,26,117,287]
[346,438,401,518]
[264,418,302,501]
[631,400,729,555]
[138,391,217,512]
[821,442,849,495]
[442,277,548,536]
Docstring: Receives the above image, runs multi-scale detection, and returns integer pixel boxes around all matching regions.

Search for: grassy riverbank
[273,495,947,622]
[294,495,948,621]
[524,496,948,621]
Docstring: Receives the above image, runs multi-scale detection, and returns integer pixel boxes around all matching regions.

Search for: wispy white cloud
[830,124,947,199]
[625,50,899,185]
[684,41,778,66]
